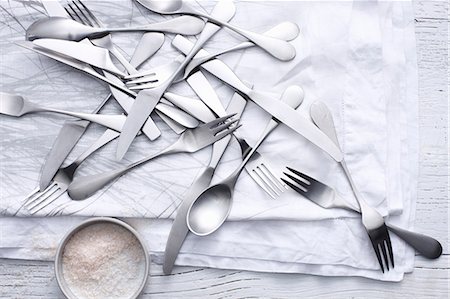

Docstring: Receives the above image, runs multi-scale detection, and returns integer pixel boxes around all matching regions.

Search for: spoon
[136,0,297,61]
[180,22,300,81]
[186,85,304,236]
[25,16,204,41]
[125,21,300,86]
[0,92,126,132]
[0,92,198,131]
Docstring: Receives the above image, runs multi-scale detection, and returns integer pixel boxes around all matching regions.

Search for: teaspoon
[186,85,304,236]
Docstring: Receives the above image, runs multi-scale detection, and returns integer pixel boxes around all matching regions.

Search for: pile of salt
[62,222,146,299]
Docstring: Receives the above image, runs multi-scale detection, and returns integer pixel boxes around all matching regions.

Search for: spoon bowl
[187,184,232,236]
[0,93,28,116]
[26,17,102,41]
[137,0,183,14]
[186,85,305,236]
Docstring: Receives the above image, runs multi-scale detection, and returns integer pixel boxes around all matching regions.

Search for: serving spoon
[135,0,297,61]
[186,86,304,236]
[25,16,204,41]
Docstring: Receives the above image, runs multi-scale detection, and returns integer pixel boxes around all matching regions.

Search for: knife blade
[163,91,246,274]
[172,36,343,162]
[33,38,126,77]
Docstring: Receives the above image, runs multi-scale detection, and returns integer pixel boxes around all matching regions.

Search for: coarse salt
[62,222,146,299]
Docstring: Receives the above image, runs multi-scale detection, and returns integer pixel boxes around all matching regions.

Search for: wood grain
[0,0,448,298]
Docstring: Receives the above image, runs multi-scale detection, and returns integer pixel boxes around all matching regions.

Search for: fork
[124,22,295,89]
[67,114,240,200]
[21,129,120,214]
[282,167,443,260]
[308,101,394,273]
[65,0,191,134]
[65,0,136,74]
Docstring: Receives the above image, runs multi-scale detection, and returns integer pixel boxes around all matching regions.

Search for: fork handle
[387,224,442,259]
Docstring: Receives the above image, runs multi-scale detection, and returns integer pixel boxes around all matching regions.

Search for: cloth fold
[0,0,419,281]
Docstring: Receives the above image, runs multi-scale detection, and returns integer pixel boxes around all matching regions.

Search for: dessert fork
[282,167,443,259]
[309,101,394,273]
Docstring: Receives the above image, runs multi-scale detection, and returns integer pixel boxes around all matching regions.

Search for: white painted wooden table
[0,1,448,298]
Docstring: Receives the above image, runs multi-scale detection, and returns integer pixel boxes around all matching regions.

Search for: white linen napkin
[2,0,394,220]
[0,0,419,281]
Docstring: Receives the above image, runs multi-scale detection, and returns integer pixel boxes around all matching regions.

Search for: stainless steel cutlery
[163,91,247,275]
[282,167,443,260]
[116,0,236,160]
[25,16,204,41]
[309,101,394,273]
[2,0,438,277]
[171,36,343,162]
[135,0,296,61]
[68,115,240,200]
[186,85,303,236]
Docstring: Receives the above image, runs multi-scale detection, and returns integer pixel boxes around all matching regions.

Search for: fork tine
[212,124,241,141]
[386,232,395,268]
[70,1,94,27]
[254,167,280,196]
[281,177,308,195]
[249,170,277,199]
[66,3,89,25]
[370,241,385,273]
[380,241,390,271]
[126,74,157,84]
[208,114,237,127]
[22,187,40,203]
[212,119,239,134]
[24,183,56,206]
[29,188,66,215]
[26,185,60,210]
[260,164,285,193]
[125,71,157,80]
[286,167,314,186]
[284,172,309,191]
[128,81,159,90]
[76,0,103,27]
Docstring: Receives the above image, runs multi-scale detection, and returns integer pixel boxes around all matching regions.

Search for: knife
[172,36,343,162]
[163,91,246,274]
[33,38,127,77]
[115,0,236,160]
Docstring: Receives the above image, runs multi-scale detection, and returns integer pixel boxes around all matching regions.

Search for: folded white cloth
[0,0,418,281]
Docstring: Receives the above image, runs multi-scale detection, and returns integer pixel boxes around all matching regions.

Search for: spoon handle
[68,145,178,200]
[194,11,296,61]
[108,16,204,35]
[40,107,126,132]
[387,224,442,259]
